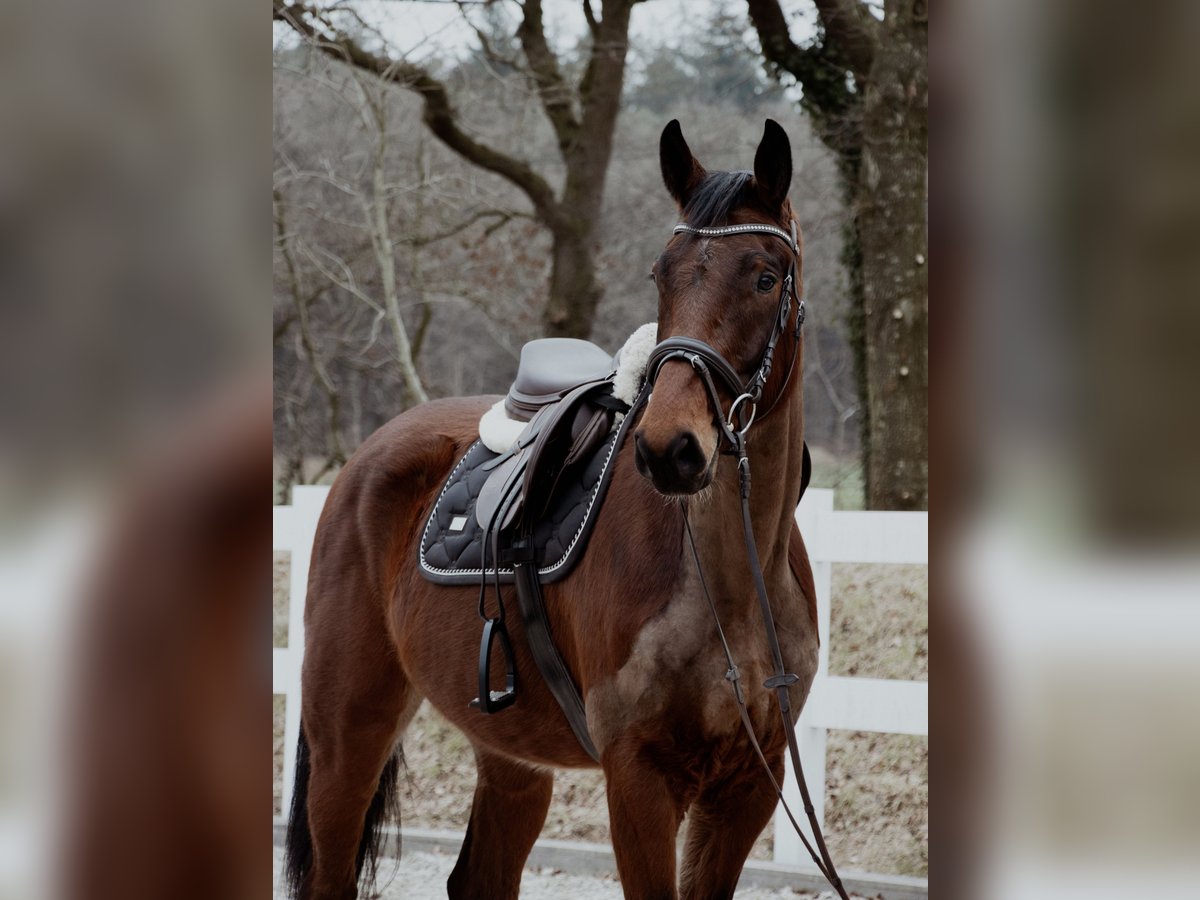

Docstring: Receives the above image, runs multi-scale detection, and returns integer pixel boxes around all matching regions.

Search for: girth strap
[487,382,651,762]
[510,539,601,762]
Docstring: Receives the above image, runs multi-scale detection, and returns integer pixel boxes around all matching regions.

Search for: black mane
[681,171,754,227]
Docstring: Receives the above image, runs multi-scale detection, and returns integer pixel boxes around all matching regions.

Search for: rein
[648,220,849,900]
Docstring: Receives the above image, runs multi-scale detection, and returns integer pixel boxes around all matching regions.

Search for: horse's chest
[585,570,816,756]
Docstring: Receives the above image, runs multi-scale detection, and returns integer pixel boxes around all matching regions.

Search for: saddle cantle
[504,337,614,419]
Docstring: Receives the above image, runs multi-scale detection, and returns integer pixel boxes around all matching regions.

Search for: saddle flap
[519,381,611,521]
[475,404,555,534]
[563,405,614,469]
[474,452,526,538]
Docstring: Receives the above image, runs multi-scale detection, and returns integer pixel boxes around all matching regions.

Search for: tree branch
[812,0,878,77]
[456,2,527,72]
[582,0,598,38]
[745,0,861,131]
[275,0,568,230]
[516,0,582,154]
[401,208,532,247]
[274,186,348,466]
[274,308,297,341]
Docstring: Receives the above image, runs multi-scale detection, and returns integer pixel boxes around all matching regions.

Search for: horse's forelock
[680,171,754,228]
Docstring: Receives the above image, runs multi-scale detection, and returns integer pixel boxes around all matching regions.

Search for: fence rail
[273,485,927,871]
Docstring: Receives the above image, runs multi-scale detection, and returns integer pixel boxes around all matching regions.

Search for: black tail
[283,725,403,898]
[355,744,402,893]
[282,726,313,897]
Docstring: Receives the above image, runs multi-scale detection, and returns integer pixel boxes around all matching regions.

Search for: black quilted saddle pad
[418,428,622,586]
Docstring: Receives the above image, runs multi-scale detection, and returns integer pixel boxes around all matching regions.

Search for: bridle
[642,220,849,900]
[645,220,805,451]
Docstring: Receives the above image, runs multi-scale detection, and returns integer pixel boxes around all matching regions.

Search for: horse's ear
[753,119,793,211]
[660,120,706,209]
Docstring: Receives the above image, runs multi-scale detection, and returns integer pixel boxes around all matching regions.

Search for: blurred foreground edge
[63,379,271,900]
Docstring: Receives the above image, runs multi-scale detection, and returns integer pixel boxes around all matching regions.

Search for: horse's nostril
[668,431,706,477]
[633,432,650,472]
[635,430,708,489]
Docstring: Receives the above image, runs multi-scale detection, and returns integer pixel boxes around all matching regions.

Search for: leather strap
[678,460,849,899]
[503,383,651,763]
[646,336,747,398]
[731,434,849,899]
[511,542,601,762]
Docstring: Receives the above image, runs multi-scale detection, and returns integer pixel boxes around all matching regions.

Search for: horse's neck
[683,396,804,596]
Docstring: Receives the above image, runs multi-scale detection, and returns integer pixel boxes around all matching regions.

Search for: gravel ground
[270,847,863,899]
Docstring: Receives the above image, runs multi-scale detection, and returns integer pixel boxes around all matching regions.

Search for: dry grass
[274,694,285,816]
[826,730,928,876]
[271,560,928,876]
[273,551,290,648]
[829,564,928,682]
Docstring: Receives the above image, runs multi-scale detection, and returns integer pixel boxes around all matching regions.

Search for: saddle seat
[504,338,615,420]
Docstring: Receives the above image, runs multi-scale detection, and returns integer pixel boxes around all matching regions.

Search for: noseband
[644,220,805,448]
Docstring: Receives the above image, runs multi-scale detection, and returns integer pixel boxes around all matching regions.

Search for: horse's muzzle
[633,428,715,495]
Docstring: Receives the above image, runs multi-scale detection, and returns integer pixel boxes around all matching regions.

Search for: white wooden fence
[273,485,927,870]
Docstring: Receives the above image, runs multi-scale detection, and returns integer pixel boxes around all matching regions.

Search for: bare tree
[272,16,857,483]
[274,186,348,486]
[747,0,927,510]
[357,70,429,405]
[274,0,646,340]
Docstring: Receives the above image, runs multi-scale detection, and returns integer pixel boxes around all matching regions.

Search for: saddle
[418,338,646,760]
[420,339,628,583]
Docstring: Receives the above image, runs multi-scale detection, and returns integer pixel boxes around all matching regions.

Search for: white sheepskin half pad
[612,322,657,405]
[478,400,526,453]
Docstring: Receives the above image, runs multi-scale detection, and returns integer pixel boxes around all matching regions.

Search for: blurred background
[0,0,1197,898]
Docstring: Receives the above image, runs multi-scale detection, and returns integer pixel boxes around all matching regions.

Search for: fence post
[279,485,328,818]
[775,488,834,865]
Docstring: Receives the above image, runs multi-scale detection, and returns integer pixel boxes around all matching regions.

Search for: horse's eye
[756,273,777,293]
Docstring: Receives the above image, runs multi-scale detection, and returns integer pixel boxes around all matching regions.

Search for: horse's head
[634,119,803,496]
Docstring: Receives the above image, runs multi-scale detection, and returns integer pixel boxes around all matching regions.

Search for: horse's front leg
[603,736,692,900]
[447,747,554,900]
[678,755,783,900]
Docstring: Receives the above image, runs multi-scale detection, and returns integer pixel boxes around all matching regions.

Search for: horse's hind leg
[288,582,421,900]
[677,762,781,900]
[447,747,554,900]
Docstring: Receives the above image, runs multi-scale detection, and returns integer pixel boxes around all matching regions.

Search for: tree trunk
[744,0,927,510]
[543,223,602,338]
[858,3,927,509]
[540,0,634,339]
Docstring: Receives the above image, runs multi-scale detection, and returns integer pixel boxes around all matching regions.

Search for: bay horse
[284,119,824,900]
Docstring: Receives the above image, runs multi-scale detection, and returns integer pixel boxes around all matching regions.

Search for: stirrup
[468,617,517,713]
